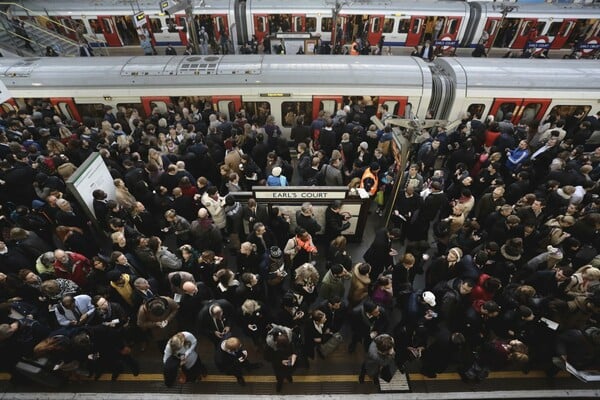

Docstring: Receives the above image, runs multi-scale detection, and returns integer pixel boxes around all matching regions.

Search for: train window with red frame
[76,103,105,124]
[322,18,333,32]
[318,99,338,117]
[536,22,546,34]
[243,101,271,124]
[281,102,312,127]
[549,105,591,121]
[520,21,532,36]
[102,19,114,34]
[372,17,381,33]
[547,22,561,36]
[521,103,541,125]
[256,17,267,33]
[467,104,485,120]
[397,19,410,34]
[88,19,103,34]
[117,103,146,119]
[307,18,316,32]
[383,18,394,33]
[447,19,458,35]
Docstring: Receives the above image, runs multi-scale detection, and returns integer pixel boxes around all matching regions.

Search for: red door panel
[50,98,82,122]
[214,15,230,41]
[443,16,462,40]
[551,19,577,49]
[511,18,537,49]
[483,17,501,48]
[141,96,172,117]
[518,99,551,124]
[0,99,17,117]
[312,96,342,120]
[98,16,121,47]
[175,15,189,45]
[406,16,426,46]
[367,15,384,46]
[489,98,522,123]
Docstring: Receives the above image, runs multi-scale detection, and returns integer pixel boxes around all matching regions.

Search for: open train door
[97,16,122,47]
[175,15,189,45]
[141,96,172,117]
[511,18,537,49]
[367,15,384,47]
[551,19,577,49]
[376,96,408,120]
[50,98,82,122]
[483,17,502,49]
[406,16,427,46]
[253,14,268,44]
[489,98,550,125]
[292,15,306,32]
[213,96,241,122]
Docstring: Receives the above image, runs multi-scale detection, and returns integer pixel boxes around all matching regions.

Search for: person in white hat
[266,166,288,187]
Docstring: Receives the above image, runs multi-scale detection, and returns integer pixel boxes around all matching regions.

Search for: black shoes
[236,376,246,386]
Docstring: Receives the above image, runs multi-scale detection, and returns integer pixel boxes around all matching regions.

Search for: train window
[179,19,187,33]
[151,18,162,33]
[102,19,114,34]
[76,103,106,121]
[495,103,517,121]
[447,19,457,35]
[319,99,338,116]
[467,104,485,120]
[383,18,394,34]
[520,21,531,36]
[372,17,381,33]
[244,101,271,124]
[217,100,235,122]
[88,19,103,34]
[117,103,145,118]
[549,105,591,120]
[547,22,561,37]
[256,17,267,33]
[536,22,546,34]
[307,18,316,32]
[281,102,311,127]
[520,103,541,125]
[397,19,410,34]
[166,18,178,33]
[322,18,333,32]
[56,103,74,120]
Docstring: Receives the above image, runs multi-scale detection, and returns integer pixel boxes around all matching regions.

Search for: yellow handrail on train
[0,2,78,35]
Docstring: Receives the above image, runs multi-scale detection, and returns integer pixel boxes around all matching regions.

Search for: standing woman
[348,262,372,308]
[265,324,298,393]
[163,331,207,387]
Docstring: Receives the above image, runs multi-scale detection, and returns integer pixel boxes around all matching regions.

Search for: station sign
[254,187,347,200]
[134,12,146,28]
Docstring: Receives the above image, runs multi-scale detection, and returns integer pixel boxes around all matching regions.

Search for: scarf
[110,274,134,306]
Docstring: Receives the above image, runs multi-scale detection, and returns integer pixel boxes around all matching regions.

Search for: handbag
[318,332,343,357]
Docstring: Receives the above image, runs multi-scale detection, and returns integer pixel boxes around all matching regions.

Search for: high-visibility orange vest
[350,41,360,56]
[360,167,379,196]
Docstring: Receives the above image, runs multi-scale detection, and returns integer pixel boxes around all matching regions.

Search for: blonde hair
[169,332,186,352]
[241,299,260,315]
[578,265,600,281]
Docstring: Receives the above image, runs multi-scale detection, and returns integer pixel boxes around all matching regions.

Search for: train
[1,55,599,139]
[8,0,600,56]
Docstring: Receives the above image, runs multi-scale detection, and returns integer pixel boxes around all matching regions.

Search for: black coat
[363,228,393,280]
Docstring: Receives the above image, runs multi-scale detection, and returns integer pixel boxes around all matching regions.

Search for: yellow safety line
[0,371,570,382]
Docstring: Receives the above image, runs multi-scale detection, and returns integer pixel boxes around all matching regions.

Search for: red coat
[470,273,494,303]
[54,251,91,288]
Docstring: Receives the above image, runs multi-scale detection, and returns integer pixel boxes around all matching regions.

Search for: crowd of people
[0,96,599,392]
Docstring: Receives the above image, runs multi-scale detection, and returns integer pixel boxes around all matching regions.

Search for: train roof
[246,0,469,14]
[13,0,232,15]
[435,58,600,99]
[482,2,600,18]
[0,55,429,93]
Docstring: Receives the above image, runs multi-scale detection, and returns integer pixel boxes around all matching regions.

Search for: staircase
[0,5,79,57]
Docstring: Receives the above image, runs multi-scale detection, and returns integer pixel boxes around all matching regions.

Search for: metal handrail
[0,10,79,51]
[0,2,78,35]
[0,26,42,55]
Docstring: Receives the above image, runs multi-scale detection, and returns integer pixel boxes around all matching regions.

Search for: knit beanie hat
[501,238,524,261]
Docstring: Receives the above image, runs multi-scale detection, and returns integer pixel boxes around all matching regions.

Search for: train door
[489,98,550,125]
[254,14,268,43]
[377,96,408,119]
[367,15,384,47]
[97,16,122,47]
[141,97,172,117]
[511,18,537,49]
[0,99,17,117]
[214,15,230,40]
[292,15,306,33]
[406,16,427,46]
[213,96,241,122]
[50,98,82,122]
[483,17,502,48]
[175,15,189,45]
[442,16,462,42]
[550,19,577,49]
[312,96,342,120]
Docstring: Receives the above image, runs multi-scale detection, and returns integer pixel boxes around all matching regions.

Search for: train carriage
[1,56,599,141]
